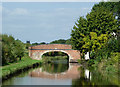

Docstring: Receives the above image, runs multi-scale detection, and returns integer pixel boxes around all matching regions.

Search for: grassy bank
[0,56,42,80]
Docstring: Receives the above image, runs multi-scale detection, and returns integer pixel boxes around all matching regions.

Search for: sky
[2,2,98,43]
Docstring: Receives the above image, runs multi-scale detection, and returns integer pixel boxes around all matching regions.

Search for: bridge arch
[29,44,81,63]
[40,50,72,62]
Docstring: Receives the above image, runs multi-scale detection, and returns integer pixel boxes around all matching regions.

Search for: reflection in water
[85,69,91,80]
[41,63,69,74]
[72,67,119,86]
[2,61,120,86]
[29,63,80,79]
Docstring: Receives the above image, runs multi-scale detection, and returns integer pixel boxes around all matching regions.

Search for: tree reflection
[72,67,119,86]
[41,63,69,74]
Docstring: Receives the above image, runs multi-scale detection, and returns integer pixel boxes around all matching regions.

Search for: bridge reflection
[29,63,81,79]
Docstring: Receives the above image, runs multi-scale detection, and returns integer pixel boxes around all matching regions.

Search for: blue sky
[2,2,98,43]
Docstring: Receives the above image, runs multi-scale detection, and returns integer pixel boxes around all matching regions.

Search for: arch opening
[41,50,70,63]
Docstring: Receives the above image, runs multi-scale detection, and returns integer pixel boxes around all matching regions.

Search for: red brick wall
[30,44,72,49]
[29,44,81,62]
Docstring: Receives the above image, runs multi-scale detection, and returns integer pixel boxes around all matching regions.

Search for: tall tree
[71,17,88,52]
[92,1,120,51]
[87,7,118,36]
[71,7,119,58]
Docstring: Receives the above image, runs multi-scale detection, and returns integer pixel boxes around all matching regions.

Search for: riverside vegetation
[0,34,41,80]
[71,1,120,79]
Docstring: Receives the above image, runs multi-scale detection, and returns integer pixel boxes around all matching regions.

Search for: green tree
[40,42,46,44]
[82,32,108,53]
[87,7,118,36]
[2,34,25,65]
[91,1,120,51]
[65,39,71,44]
[50,39,66,44]
[2,34,16,64]
[71,17,88,52]
[71,7,119,58]
[32,42,39,46]
[14,40,25,60]
[92,1,120,19]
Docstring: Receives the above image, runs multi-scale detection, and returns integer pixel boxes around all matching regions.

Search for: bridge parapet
[29,44,72,50]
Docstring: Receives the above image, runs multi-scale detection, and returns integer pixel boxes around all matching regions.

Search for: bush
[2,34,26,66]
[88,37,119,70]
[90,37,119,60]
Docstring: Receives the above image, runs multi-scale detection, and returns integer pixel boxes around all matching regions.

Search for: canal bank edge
[1,56,42,81]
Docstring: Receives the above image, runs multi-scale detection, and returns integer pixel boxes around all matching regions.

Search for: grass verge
[0,56,42,80]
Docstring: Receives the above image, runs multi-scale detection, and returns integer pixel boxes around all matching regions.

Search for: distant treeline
[31,39,71,46]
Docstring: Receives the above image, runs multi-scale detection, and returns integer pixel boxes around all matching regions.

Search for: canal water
[2,61,119,86]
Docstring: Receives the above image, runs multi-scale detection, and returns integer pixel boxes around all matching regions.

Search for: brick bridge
[29,44,81,62]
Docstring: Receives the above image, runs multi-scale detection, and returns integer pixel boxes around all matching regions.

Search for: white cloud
[9,8,29,15]
[3,7,29,16]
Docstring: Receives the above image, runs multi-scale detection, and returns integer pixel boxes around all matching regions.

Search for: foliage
[82,32,108,53]
[49,39,71,44]
[97,52,119,74]
[88,37,119,73]
[25,43,31,49]
[31,42,39,46]
[31,42,46,46]
[92,1,120,20]
[65,39,71,44]
[90,37,119,60]
[50,39,67,44]
[0,35,2,65]
[71,17,87,51]
[87,7,119,36]
[71,4,119,56]
[40,42,46,44]
[91,1,120,51]
[2,34,26,65]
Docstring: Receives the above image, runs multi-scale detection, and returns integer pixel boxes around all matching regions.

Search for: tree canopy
[2,34,26,65]
[71,2,120,57]
[50,39,71,44]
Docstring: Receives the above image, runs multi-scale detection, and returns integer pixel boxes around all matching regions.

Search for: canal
[2,60,119,86]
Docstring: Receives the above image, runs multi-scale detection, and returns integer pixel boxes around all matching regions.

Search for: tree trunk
[20,56,21,61]
[117,30,120,52]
